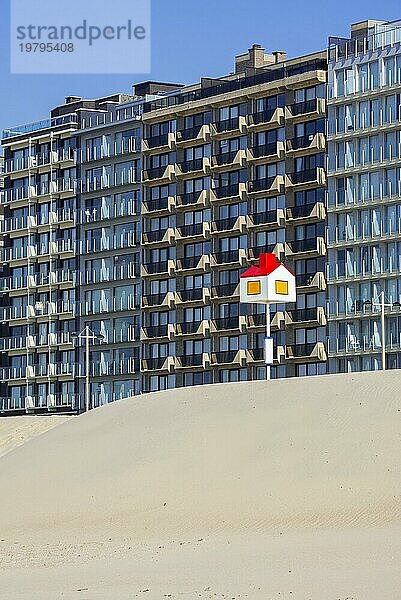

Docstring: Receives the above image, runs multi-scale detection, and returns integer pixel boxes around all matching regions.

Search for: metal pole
[381,290,386,371]
[85,326,90,412]
[266,303,271,381]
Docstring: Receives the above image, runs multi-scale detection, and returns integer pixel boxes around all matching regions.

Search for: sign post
[240,253,296,380]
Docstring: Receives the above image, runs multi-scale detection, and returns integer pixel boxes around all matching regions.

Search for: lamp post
[71,326,104,412]
[363,292,401,371]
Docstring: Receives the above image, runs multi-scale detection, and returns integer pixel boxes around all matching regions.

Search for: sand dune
[0,415,71,459]
[1,371,401,598]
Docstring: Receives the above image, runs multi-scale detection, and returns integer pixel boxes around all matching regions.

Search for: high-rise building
[327,19,401,373]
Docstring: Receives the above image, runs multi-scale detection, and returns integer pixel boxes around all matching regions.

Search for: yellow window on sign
[275,280,288,295]
[247,280,261,295]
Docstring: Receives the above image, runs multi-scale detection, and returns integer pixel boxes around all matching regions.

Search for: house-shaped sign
[240,253,296,304]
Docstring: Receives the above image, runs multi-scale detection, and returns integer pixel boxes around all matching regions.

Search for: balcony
[142,132,176,152]
[176,190,211,209]
[142,196,175,214]
[248,243,284,262]
[176,157,210,177]
[212,349,247,366]
[285,307,326,327]
[142,228,175,246]
[211,150,247,171]
[142,164,176,184]
[175,255,210,273]
[286,202,326,223]
[286,133,325,155]
[296,271,326,292]
[176,222,210,240]
[211,282,239,299]
[212,249,247,267]
[176,320,210,337]
[176,287,210,304]
[211,182,246,202]
[286,237,326,258]
[247,311,285,330]
[176,353,211,369]
[142,292,175,309]
[286,167,326,189]
[0,394,79,414]
[141,324,175,340]
[286,342,327,362]
[212,215,247,234]
[211,116,247,137]
[248,107,285,130]
[211,316,246,333]
[2,113,78,140]
[176,124,211,146]
[141,356,175,372]
[247,175,284,196]
[249,209,285,229]
[248,142,285,164]
[142,259,175,277]
[2,186,32,205]
[287,98,326,121]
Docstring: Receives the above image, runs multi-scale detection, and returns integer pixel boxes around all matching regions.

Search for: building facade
[327,19,401,373]
[2,18,401,414]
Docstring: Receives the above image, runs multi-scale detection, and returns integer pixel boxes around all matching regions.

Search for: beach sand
[1,371,401,598]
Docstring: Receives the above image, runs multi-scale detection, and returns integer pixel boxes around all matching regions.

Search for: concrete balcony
[285,237,326,259]
[176,189,211,209]
[296,271,326,293]
[176,222,210,240]
[285,167,326,190]
[286,132,326,157]
[176,124,211,147]
[248,209,285,230]
[176,320,210,338]
[141,356,175,372]
[142,132,176,153]
[284,306,327,328]
[247,107,285,131]
[176,352,211,370]
[211,248,247,268]
[247,311,285,331]
[211,149,247,172]
[142,164,176,184]
[210,315,247,334]
[248,243,285,262]
[176,157,211,178]
[286,98,326,122]
[142,227,175,246]
[211,282,239,300]
[210,116,247,138]
[246,345,286,365]
[247,141,285,165]
[286,201,326,224]
[211,349,247,367]
[175,254,210,274]
[285,342,327,363]
[210,182,247,203]
[0,394,79,415]
[247,175,284,197]
[141,291,176,310]
[176,287,211,305]
[142,196,175,215]
[141,323,175,341]
[211,215,247,235]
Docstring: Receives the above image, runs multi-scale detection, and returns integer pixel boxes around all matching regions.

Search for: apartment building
[140,46,328,392]
[327,19,401,373]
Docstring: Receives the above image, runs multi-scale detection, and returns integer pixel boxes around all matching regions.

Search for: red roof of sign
[240,253,294,278]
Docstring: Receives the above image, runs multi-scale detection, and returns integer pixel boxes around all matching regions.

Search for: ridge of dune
[0,415,72,459]
[1,370,401,599]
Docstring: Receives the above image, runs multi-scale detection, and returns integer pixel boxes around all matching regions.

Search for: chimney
[272,51,287,63]
[259,253,280,272]
[235,44,275,74]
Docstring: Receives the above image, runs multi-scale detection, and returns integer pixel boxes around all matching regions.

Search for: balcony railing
[248,177,276,193]
[290,98,318,116]
[214,316,240,330]
[213,250,240,265]
[143,324,170,338]
[249,109,276,125]
[2,114,78,139]
[214,216,239,232]
[144,197,170,212]
[288,168,320,185]
[178,223,204,237]
[178,125,203,141]
[213,184,240,199]
[286,308,320,323]
[251,210,278,226]
[213,117,240,132]
[213,350,238,364]
[178,354,204,367]
[213,283,239,297]
[251,143,278,159]
[177,320,203,334]
[177,288,205,302]
[179,158,205,173]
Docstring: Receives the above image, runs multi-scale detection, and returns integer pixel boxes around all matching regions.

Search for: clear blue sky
[0,0,400,135]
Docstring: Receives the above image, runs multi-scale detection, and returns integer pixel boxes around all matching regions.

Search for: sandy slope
[1,371,401,599]
[0,415,71,459]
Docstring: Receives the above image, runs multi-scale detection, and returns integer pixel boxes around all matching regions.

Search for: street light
[71,326,104,412]
[363,292,401,371]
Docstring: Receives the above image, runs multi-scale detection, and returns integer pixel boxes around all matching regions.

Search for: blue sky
[0,0,400,136]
